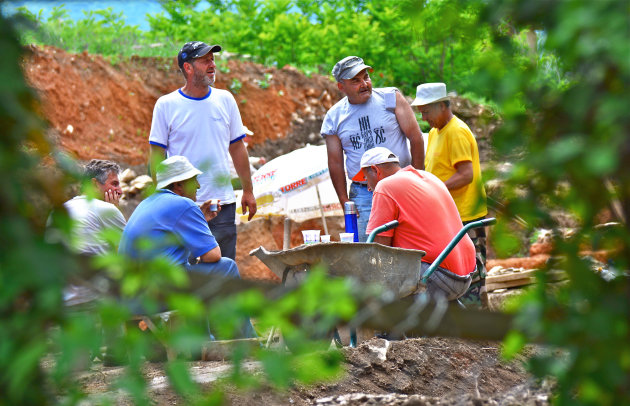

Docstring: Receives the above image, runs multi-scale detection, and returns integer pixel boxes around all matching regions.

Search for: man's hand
[199,199,221,222]
[104,189,121,206]
[241,190,257,221]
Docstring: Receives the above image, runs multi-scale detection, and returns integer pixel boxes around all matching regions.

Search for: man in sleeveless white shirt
[321,56,425,241]
[149,41,257,260]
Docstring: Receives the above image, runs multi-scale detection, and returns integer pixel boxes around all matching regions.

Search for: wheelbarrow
[250,218,496,347]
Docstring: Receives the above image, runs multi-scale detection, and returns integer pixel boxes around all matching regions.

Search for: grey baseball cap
[332,56,372,82]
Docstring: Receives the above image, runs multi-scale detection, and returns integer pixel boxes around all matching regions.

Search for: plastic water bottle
[344,201,359,242]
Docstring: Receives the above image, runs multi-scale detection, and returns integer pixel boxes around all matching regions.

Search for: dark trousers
[460,216,488,308]
[208,203,237,260]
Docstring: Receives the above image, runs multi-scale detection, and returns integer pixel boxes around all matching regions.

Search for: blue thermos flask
[344,201,359,242]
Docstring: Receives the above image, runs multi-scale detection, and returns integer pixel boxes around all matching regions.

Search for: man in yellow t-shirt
[411,82,488,307]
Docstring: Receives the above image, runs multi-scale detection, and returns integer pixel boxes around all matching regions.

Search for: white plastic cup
[301,230,321,244]
[339,232,355,242]
[320,234,331,243]
[209,199,219,212]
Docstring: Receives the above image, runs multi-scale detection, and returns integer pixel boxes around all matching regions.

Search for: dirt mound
[22,45,342,166]
[24,45,498,168]
[75,337,550,405]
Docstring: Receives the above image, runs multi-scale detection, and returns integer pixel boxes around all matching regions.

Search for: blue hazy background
[2,1,172,31]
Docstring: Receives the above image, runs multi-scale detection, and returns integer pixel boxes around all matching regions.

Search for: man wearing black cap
[321,56,424,242]
[148,41,257,261]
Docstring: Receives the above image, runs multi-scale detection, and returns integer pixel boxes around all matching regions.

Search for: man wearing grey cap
[148,41,257,261]
[321,56,424,242]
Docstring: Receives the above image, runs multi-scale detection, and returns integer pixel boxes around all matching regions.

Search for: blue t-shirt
[119,189,218,265]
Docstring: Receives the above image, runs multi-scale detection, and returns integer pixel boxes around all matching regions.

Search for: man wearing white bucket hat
[119,156,239,279]
[411,83,488,305]
[321,56,425,242]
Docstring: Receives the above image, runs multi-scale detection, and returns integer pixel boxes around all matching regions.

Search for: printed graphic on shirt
[349,116,386,150]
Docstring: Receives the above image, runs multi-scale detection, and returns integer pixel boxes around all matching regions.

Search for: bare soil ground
[73,337,551,405]
[25,45,551,404]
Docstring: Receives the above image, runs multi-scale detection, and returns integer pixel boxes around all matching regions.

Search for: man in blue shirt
[120,155,255,339]
[120,155,238,277]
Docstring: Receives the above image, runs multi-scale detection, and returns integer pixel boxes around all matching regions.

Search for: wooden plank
[486,278,532,291]
[486,270,568,292]
[486,269,540,283]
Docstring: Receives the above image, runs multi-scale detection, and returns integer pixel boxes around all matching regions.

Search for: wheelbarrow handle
[421,217,496,284]
[366,220,400,243]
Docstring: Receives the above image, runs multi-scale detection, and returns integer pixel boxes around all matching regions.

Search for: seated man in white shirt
[62,159,127,256]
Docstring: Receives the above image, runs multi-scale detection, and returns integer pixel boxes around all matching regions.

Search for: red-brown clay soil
[23,45,341,166]
[26,45,552,405]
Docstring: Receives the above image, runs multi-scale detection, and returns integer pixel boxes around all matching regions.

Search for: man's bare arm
[229,140,257,221]
[149,144,167,182]
[199,246,222,263]
[444,161,473,190]
[325,134,350,206]
[394,91,425,170]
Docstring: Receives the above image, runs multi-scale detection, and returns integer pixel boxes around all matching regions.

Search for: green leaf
[501,330,525,360]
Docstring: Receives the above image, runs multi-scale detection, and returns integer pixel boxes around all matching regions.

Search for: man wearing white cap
[119,156,239,278]
[321,56,424,242]
[361,147,476,301]
[149,41,257,262]
[411,83,488,305]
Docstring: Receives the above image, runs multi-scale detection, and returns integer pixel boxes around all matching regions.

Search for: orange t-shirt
[366,166,476,276]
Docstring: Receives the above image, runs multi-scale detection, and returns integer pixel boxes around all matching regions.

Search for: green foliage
[475,0,630,404]
[229,78,242,93]
[256,73,273,89]
[15,0,493,95]
[13,5,175,61]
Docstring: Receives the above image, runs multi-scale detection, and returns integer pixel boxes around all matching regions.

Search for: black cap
[177,41,222,69]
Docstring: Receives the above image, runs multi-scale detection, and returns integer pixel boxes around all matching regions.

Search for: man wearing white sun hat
[119,156,257,338]
[411,83,488,306]
[119,155,239,278]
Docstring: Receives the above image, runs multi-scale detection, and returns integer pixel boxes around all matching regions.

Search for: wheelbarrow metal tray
[250,243,426,299]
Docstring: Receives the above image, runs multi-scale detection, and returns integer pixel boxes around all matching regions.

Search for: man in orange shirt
[362,147,476,300]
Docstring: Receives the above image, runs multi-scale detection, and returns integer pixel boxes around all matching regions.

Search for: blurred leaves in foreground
[478,0,630,405]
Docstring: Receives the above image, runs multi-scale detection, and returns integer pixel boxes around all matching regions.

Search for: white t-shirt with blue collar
[149,87,246,203]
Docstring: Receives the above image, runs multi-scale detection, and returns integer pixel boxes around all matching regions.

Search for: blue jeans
[185,257,240,279]
[185,258,257,339]
[208,203,237,260]
[349,182,373,242]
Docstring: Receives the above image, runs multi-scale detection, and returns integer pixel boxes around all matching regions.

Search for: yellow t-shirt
[425,116,487,221]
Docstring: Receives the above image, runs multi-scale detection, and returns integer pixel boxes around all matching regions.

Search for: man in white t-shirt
[149,41,257,260]
[63,159,127,256]
[321,56,424,241]
[58,159,127,307]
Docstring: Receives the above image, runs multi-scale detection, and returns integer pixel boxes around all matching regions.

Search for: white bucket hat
[156,155,202,189]
[410,82,450,107]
